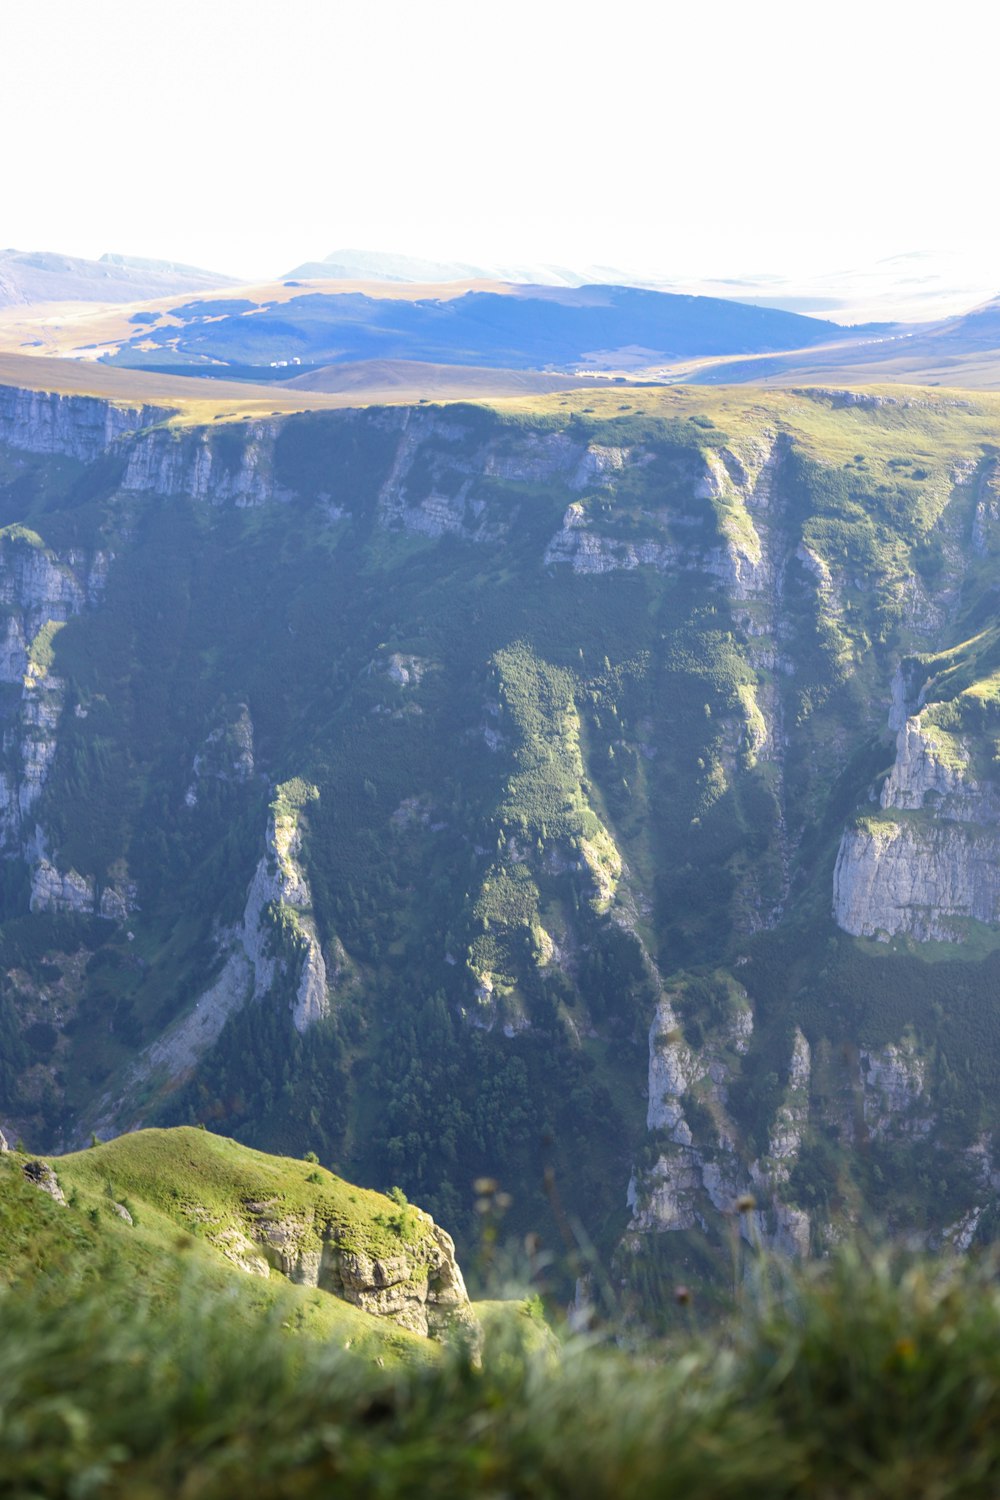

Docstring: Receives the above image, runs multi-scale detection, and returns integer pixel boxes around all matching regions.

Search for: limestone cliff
[121,421,288,507]
[93,782,346,1134]
[834,711,1000,941]
[0,531,126,912]
[222,1199,474,1340]
[0,386,169,461]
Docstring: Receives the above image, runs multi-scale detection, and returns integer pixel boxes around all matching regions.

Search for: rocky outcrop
[21,1157,66,1205]
[221,1199,475,1341]
[379,419,646,544]
[834,698,1000,941]
[544,502,678,573]
[880,717,974,813]
[630,990,757,1235]
[28,844,138,920]
[29,858,95,915]
[183,783,334,1034]
[97,783,343,1132]
[185,703,256,806]
[646,997,699,1141]
[377,411,495,540]
[0,386,169,461]
[240,790,331,1031]
[121,422,288,506]
[701,436,780,604]
[630,1000,811,1256]
[0,535,116,912]
[834,818,1000,940]
[747,1028,812,1256]
[0,542,109,650]
[861,1037,932,1140]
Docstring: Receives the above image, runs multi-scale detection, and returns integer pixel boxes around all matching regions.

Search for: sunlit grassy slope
[0,1127,449,1362]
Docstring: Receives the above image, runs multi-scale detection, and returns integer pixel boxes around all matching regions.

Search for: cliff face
[627,990,810,1259]
[94,782,345,1133]
[834,818,1000,941]
[0,386,170,462]
[834,711,1000,941]
[121,421,289,507]
[4,381,1000,1297]
[227,1202,473,1340]
[0,533,123,913]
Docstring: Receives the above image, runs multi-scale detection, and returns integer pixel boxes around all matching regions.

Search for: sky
[3,0,999,293]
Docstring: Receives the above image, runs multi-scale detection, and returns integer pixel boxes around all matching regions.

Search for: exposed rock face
[834,819,1000,940]
[21,1158,66,1205]
[747,1028,811,1257]
[834,707,1000,941]
[834,714,1000,942]
[0,538,111,865]
[377,411,504,540]
[29,859,95,915]
[861,1038,932,1140]
[241,793,330,1031]
[881,717,974,813]
[96,784,343,1133]
[630,991,755,1234]
[701,435,780,603]
[222,1200,475,1341]
[182,785,334,1038]
[122,422,288,507]
[646,997,698,1140]
[385,653,426,688]
[482,428,581,484]
[0,1127,8,1152]
[185,703,255,806]
[544,502,678,573]
[630,1000,811,1256]
[0,387,169,462]
[28,848,138,920]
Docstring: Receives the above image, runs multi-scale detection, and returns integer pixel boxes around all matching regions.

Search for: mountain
[684,294,1000,389]
[283,248,622,287]
[95,283,858,375]
[2,371,1000,1311]
[284,249,503,283]
[283,249,999,324]
[0,249,238,309]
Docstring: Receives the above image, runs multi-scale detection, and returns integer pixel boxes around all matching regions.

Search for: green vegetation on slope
[0,1128,456,1362]
[5,386,1000,1299]
[1,1236,999,1497]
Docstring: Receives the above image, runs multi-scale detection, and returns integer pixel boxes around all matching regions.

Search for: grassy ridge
[0,1128,456,1363]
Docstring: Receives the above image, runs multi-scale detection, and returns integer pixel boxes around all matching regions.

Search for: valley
[0,363,998,1313]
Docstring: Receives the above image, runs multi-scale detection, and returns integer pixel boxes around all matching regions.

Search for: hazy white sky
[3,0,998,285]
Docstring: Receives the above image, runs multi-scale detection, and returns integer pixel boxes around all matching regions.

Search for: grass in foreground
[3,1241,1000,1497]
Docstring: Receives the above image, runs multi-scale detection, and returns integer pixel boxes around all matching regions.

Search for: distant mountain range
[0,249,237,308]
[99,283,862,375]
[3,245,1000,393]
[282,248,634,288]
[687,294,1000,389]
[282,248,1000,324]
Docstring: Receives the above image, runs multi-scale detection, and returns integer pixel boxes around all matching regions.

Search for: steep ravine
[3,382,1000,1292]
